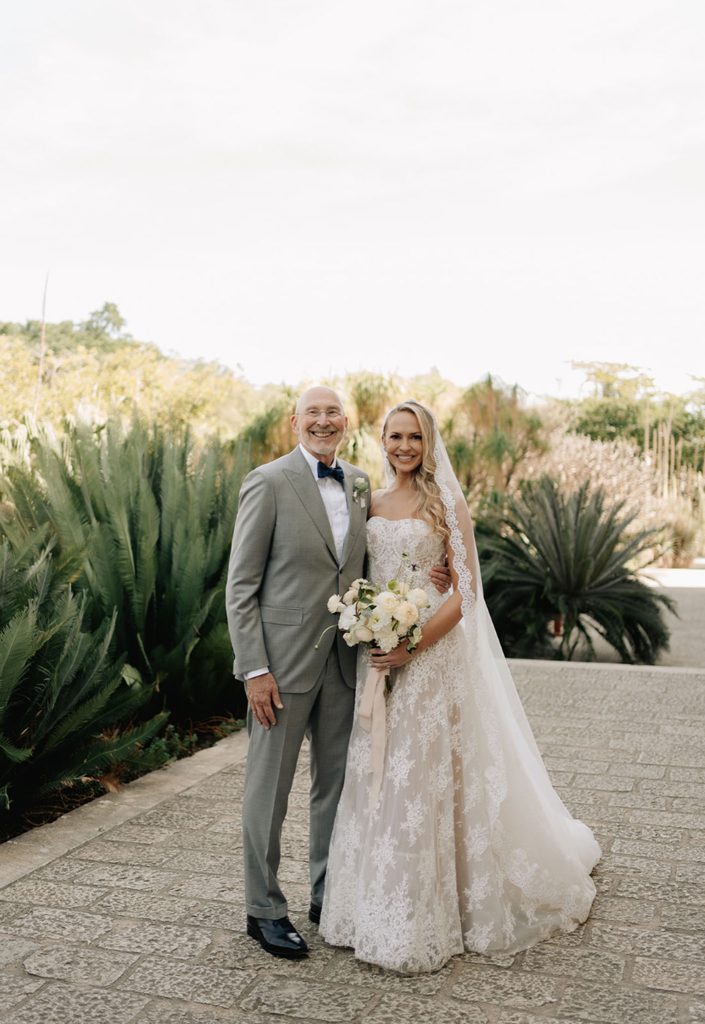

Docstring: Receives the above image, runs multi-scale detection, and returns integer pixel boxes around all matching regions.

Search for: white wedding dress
[320,516,601,974]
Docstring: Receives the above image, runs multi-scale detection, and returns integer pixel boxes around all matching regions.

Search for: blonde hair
[382,400,449,543]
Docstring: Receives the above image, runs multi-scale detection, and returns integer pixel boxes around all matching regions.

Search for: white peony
[351,624,374,643]
[375,627,399,653]
[395,601,420,631]
[376,591,400,616]
[327,594,344,614]
[338,604,358,631]
[407,588,430,609]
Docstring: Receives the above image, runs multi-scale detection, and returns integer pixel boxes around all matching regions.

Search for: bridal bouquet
[322,576,430,654]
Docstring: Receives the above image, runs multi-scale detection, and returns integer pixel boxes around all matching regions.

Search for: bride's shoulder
[368,489,390,517]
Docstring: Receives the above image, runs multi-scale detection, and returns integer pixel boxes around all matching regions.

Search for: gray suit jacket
[225,447,369,693]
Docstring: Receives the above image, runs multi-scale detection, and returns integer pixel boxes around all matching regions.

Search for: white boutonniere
[352,477,369,509]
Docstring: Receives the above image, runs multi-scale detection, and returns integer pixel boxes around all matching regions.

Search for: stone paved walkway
[1,660,704,1024]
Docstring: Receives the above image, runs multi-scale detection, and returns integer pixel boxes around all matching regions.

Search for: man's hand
[246,673,284,729]
[430,562,452,594]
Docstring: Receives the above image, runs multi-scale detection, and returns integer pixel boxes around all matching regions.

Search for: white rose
[407,588,430,609]
[395,601,420,631]
[375,628,399,653]
[367,607,392,631]
[339,605,358,631]
[342,589,356,605]
[342,631,355,646]
[375,591,400,616]
[327,594,343,614]
[352,624,374,643]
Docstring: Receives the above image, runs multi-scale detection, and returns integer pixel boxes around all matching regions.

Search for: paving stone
[73,863,178,892]
[632,930,705,961]
[671,767,705,782]
[179,900,247,931]
[615,823,686,845]
[640,779,705,799]
[184,775,245,798]
[543,756,609,775]
[633,956,705,995]
[166,849,243,875]
[521,944,625,981]
[0,902,28,925]
[0,879,107,908]
[3,981,150,1023]
[129,810,221,831]
[598,853,673,879]
[0,934,40,965]
[69,840,170,866]
[136,1005,262,1024]
[561,980,681,1023]
[23,944,138,985]
[609,793,669,810]
[206,928,335,978]
[27,860,86,881]
[661,905,705,931]
[690,1001,705,1023]
[323,952,455,994]
[168,875,244,902]
[573,774,634,792]
[590,895,659,925]
[91,889,199,922]
[608,763,667,779]
[676,862,705,883]
[361,992,489,1023]
[241,977,372,1021]
[450,968,560,1009]
[0,974,45,1013]
[121,957,255,1007]
[103,824,175,845]
[3,907,112,942]
[169,831,241,852]
[97,920,213,958]
[611,837,690,859]
[615,876,705,906]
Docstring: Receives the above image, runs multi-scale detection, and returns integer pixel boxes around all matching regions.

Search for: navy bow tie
[317,461,345,485]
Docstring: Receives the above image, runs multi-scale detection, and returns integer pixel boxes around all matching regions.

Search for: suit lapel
[283,449,338,562]
[340,464,365,569]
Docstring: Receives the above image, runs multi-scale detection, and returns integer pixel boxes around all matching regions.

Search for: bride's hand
[430,561,451,594]
[370,645,415,670]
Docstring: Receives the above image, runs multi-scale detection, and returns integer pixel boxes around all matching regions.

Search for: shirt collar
[298,443,340,480]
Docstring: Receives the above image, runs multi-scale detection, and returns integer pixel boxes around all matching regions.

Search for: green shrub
[0,534,165,815]
[1,419,252,722]
[478,476,674,663]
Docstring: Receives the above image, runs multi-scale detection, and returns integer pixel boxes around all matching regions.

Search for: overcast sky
[1,1,704,399]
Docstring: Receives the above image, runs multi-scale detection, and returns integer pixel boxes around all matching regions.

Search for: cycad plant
[0,533,166,815]
[1,419,252,721]
[478,476,674,663]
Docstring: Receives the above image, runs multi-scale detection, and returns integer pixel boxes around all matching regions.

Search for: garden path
[0,660,704,1024]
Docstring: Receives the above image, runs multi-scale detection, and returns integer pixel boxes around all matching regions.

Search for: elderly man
[226,385,368,958]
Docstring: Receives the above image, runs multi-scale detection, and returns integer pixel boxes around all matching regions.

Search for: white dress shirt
[245,445,350,681]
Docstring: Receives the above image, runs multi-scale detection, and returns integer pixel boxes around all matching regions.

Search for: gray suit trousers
[242,646,356,919]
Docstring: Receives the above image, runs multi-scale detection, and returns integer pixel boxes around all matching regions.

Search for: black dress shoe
[308,902,322,925]
[246,915,309,959]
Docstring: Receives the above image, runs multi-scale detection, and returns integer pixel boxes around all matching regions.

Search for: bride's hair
[381,400,450,544]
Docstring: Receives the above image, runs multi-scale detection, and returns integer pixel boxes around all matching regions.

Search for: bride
[319,400,601,974]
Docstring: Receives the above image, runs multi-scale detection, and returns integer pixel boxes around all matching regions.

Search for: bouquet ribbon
[358,663,389,812]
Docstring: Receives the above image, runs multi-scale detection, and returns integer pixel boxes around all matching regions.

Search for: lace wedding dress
[319,516,601,974]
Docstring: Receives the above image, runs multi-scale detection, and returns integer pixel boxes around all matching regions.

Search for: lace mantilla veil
[404,415,601,951]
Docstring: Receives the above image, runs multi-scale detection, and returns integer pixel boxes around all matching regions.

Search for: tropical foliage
[478,476,674,663]
[0,418,253,721]
[0,533,166,815]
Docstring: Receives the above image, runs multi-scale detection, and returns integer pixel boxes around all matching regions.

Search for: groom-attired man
[226,385,367,959]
